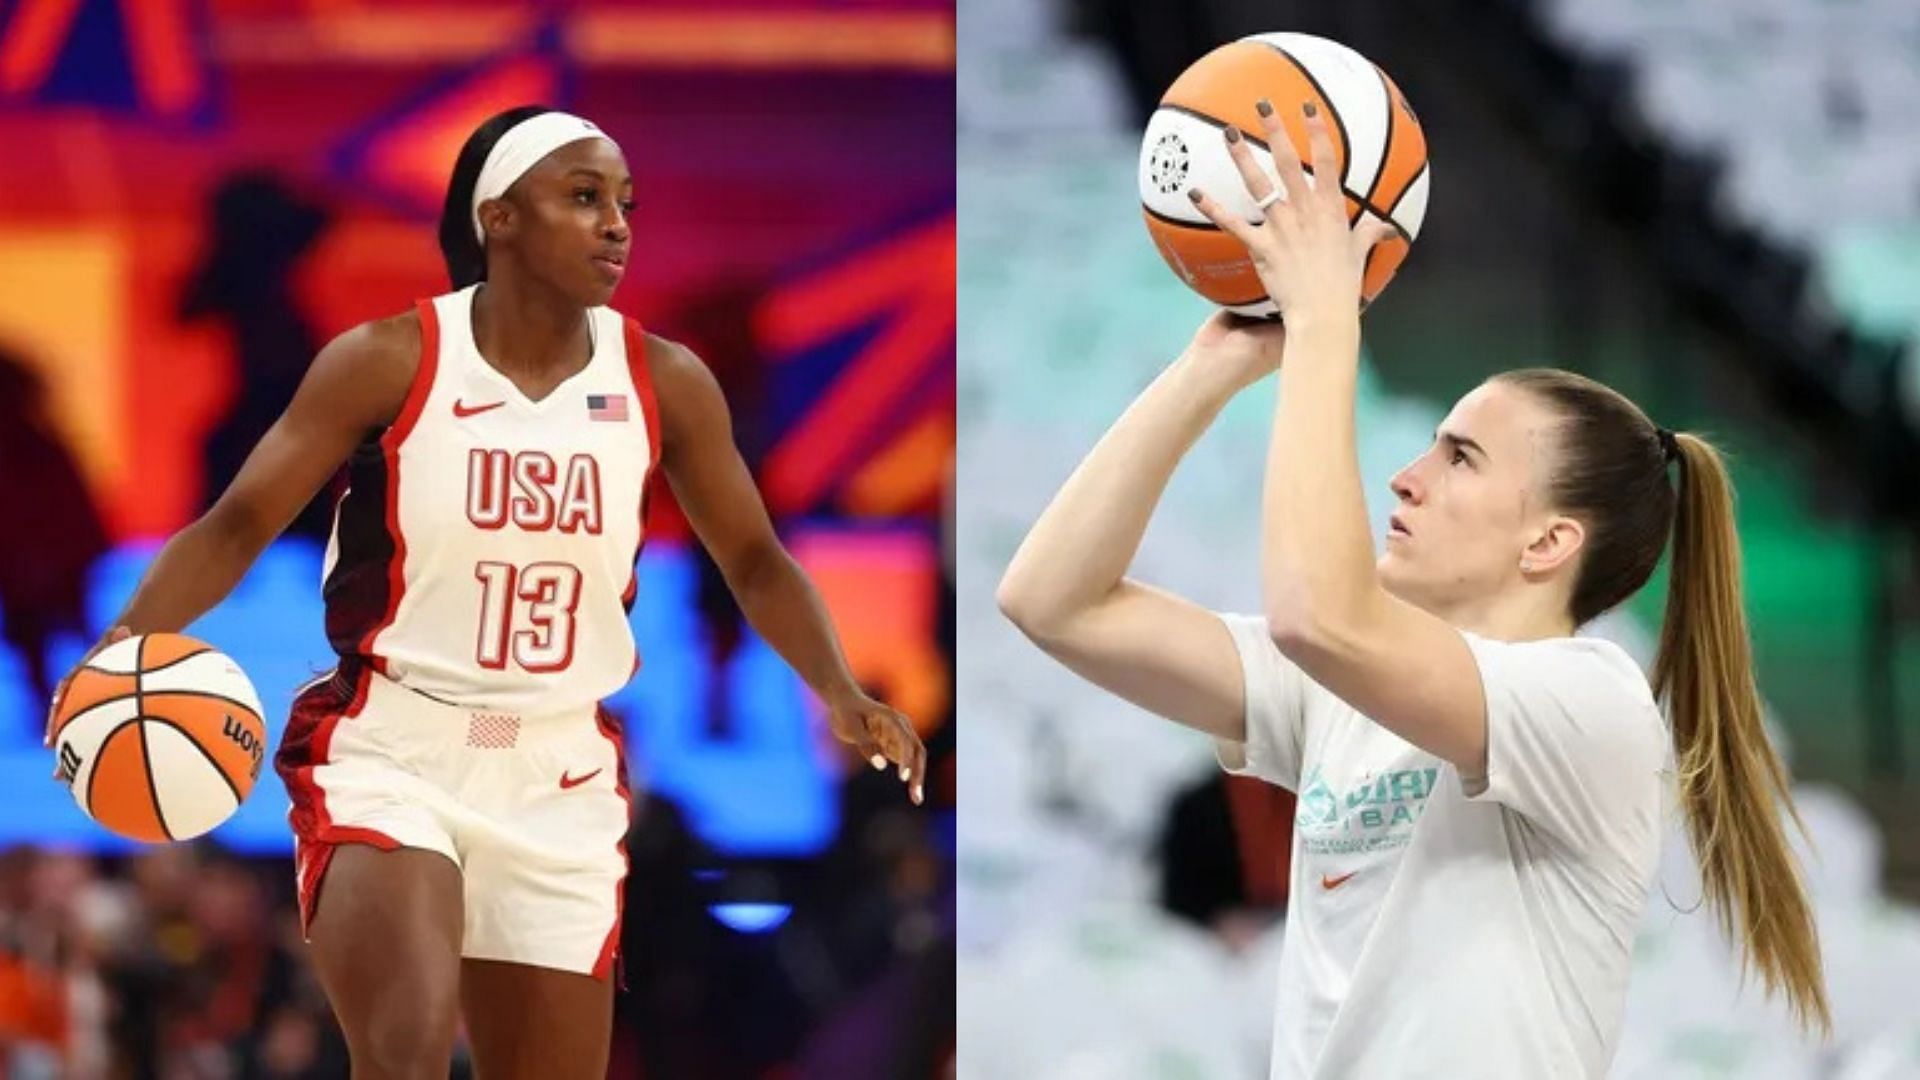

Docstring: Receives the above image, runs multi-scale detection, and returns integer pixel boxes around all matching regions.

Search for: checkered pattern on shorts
[466,713,521,749]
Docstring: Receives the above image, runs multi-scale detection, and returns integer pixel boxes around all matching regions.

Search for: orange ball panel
[1142,212,1266,309]
[87,724,170,843]
[136,633,213,670]
[1366,67,1428,213]
[1144,213,1411,310]
[53,669,137,738]
[1361,233,1411,304]
[1161,42,1348,184]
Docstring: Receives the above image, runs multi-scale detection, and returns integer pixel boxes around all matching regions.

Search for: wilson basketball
[1138,33,1430,316]
[51,633,267,843]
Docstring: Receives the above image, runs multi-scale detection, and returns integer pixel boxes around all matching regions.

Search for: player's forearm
[997,352,1239,636]
[110,512,268,636]
[727,546,863,703]
[1263,315,1378,638]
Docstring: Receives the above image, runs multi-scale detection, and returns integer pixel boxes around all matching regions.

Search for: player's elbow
[1264,590,1347,663]
[996,574,1065,643]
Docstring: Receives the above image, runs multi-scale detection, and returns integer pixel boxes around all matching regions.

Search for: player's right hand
[46,626,133,767]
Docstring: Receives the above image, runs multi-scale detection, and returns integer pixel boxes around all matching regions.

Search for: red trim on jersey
[591,705,633,981]
[281,666,401,933]
[620,318,664,659]
[358,299,442,674]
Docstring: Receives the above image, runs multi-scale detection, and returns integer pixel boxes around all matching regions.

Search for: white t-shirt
[1216,614,1671,1079]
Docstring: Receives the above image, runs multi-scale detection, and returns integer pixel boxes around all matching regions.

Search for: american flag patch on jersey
[587,394,629,422]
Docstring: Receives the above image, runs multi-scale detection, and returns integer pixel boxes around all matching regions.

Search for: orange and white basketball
[1138,33,1430,316]
[51,633,267,843]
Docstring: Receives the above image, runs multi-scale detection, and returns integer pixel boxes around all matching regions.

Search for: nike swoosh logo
[1321,871,1358,891]
[559,768,602,790]
[453,399,505,417]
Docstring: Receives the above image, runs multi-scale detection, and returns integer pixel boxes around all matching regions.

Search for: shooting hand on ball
[1185,101,1396,328]
[46,626,131,775]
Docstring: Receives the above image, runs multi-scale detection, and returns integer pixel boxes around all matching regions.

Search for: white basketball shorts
[276,662,630,978]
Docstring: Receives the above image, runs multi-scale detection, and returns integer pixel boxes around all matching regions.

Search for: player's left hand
[826,689,926,805]
[1185,101,1396,326]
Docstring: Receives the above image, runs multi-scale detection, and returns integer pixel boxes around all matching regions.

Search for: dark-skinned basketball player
[46,107,926,1079]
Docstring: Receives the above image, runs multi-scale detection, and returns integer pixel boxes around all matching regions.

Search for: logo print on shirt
[1295,764,1441,855]
[1320,871,1359,890]
[560,768,602,790]
[454,399,506,417]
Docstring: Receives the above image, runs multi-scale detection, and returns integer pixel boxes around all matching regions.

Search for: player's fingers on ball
[1254,99,1311,208]
[1302,105,1341,212]
[1353,215,1396,257]
[1186,189,1261,249]
[43,675,72,745]
[1221,127,1274,206]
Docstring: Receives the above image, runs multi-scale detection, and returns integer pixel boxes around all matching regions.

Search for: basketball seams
[88,645,210,678]
[1146,106,1413,245]
[56,688,265,725]
[1363,64,1396,210]
[82,717,145,814]
[144,715,247,808]
[1258,42,1351,196]
[134,636,175,842]
[1385,161,1429,223]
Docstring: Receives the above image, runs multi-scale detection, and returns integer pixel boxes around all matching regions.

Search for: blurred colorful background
[958,0,1920,1076]
[0,0,954,1075]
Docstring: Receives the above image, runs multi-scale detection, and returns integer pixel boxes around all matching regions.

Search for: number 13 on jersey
[474,561,584,672]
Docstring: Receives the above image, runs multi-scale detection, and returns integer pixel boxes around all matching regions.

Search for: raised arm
[996,317,1283,742]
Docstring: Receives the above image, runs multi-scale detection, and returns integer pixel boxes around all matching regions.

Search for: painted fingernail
[1304,102,1318,118]
[1255,99,1273,118]
[870,754,886,770]
[1187,188,1203,204]
[899,764,910,781]
[1224,126,1241,144]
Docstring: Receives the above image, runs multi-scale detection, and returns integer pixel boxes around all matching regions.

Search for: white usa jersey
[321,284,661,714]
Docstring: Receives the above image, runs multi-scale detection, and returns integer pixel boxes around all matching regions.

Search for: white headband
[471,111,615,244]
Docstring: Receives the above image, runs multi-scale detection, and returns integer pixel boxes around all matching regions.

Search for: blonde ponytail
[1653,433,1831,1038]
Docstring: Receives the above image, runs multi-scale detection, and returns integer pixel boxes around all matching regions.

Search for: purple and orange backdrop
[0,0,954,853]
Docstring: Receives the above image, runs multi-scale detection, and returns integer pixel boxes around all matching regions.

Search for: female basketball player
[49,106,926,1078]
[999,103,1828,1077]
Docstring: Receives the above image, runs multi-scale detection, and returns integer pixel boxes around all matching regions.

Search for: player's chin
[1376,553,1414,597]
[576,274,620,307]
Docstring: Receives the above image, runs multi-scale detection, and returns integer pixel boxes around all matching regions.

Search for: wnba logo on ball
[1146,132,1189,195]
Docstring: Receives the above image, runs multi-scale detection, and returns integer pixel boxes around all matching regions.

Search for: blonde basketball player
[998,102,1828,1077]
[48,106,925,1078]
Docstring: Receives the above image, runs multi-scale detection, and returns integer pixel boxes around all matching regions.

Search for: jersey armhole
[621,317,663,479]
[379,299,442,451]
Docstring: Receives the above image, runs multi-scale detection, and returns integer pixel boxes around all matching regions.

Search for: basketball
[50,633,267,843]
[1137,33,1430,317]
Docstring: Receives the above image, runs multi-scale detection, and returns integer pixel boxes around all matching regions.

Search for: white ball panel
[1393,166,1432,240]
[1244,33,1392,200]
[56,697,141,802]
[144,721,240,840]
[1140,108,1326,228]
[141,651,265,717]
[85,636,145,675]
